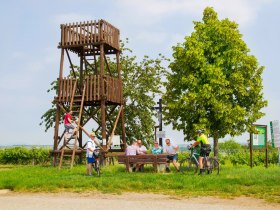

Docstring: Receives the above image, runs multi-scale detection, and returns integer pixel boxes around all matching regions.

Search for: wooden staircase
[59,84,86,169]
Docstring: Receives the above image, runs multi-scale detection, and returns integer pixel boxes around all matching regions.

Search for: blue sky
[0,0,279,146]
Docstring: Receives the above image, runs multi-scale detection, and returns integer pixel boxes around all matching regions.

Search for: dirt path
[0,190,279,210]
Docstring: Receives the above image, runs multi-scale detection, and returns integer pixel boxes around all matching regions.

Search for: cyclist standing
[191,129,211,175]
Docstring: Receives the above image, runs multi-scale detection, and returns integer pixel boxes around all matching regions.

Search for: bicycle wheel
[208,157,220,175]
[179,158,198,174]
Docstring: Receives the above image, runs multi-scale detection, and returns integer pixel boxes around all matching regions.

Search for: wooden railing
[56,76,123,104]
[60,19,120,50]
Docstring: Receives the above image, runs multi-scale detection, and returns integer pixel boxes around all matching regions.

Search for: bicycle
[203,154,220,175]
[93,149,101,177]
[179,145,200,174]
[180,144,220,175]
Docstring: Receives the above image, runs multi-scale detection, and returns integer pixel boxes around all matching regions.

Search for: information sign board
[252,125,267,149]
[270,120,280,148]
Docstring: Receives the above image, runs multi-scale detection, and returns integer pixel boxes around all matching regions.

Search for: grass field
[0,164,280,203]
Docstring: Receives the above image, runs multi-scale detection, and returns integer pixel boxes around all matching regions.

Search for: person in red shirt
[64,111,77,140]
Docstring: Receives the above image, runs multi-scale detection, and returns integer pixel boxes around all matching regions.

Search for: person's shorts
[200,144,211,157]
[87,157,95,164]
[167,154,178,161]
[64,124,75,133]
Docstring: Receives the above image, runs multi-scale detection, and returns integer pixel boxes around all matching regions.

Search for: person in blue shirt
[151,141,163,154]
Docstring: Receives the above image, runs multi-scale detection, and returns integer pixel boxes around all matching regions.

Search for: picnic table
[117,154,168,172]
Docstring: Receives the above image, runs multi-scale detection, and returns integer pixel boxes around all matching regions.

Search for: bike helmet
[196,129,205,134]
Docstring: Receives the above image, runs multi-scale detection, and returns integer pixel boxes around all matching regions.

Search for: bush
[0,147,51,165]
[229,149,279,166]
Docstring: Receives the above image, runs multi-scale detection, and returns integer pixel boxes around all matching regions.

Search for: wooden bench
[117,154,167,172]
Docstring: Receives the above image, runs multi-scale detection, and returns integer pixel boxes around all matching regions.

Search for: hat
[90,132,96,137]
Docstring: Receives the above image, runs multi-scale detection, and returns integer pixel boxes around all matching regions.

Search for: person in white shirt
[136,139,147,172]
[164,137,179,172]
[125,141,138,156]
[86,132,97,176]
[137,139,147,154]
[125,141,139,172]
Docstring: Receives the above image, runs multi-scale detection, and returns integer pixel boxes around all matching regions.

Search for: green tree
[40,40,167,145]
[162,7,267,157]
[219,139,242,155]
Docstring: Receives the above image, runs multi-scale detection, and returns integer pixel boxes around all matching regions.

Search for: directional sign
[156,131,166,138]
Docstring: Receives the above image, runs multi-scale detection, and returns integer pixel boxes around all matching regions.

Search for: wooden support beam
[107,105,123,150]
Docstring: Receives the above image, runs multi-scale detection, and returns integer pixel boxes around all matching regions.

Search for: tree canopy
[162,7,267,155]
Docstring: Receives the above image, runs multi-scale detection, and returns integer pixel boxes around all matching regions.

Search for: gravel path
[0,190,279,210]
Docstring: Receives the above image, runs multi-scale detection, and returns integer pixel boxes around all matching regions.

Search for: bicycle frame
[190,148,200,166]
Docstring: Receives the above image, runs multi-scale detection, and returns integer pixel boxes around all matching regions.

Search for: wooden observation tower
[52,20,126,167]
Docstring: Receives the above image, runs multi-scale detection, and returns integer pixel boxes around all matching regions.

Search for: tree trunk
[213,132,219,158]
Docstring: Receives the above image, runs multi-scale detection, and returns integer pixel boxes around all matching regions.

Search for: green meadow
[0,164,279,203]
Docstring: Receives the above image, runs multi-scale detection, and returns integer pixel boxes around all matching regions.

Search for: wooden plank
[65,78,69,102]
[97,75,100,100]
[90,75,93,101]
[87,21,89,44]
[61,78,65,101]
[58,79,62,102]
[83,21,86,44]
[80,21,83,44]
[68,23,71,45]
[64,24,68,46]
[86,76,89,101]
[69,22,72,45]
[69,79,72,105]
[90,20,93,44]
[107,77,110,101]
[104,21,107,43]
[70,80,77,111]
[61,25,65,47]
[94,20,97,43]
[93,75,96,101]
[73,22,76,45]
[99,20,101,42]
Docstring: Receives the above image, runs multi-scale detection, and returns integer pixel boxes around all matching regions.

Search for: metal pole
[265,125,268,168]
[278,148,280,166]
[158,99,163,146]
[250,133,253,168]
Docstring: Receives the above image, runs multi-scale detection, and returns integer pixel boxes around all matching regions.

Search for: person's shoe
[199,169,205,175]
[166,167,170,173]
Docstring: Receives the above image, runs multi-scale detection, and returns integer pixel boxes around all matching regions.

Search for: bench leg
[158,164,166,173]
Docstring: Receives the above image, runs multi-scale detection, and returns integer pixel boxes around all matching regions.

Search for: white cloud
[117,0,273,28]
